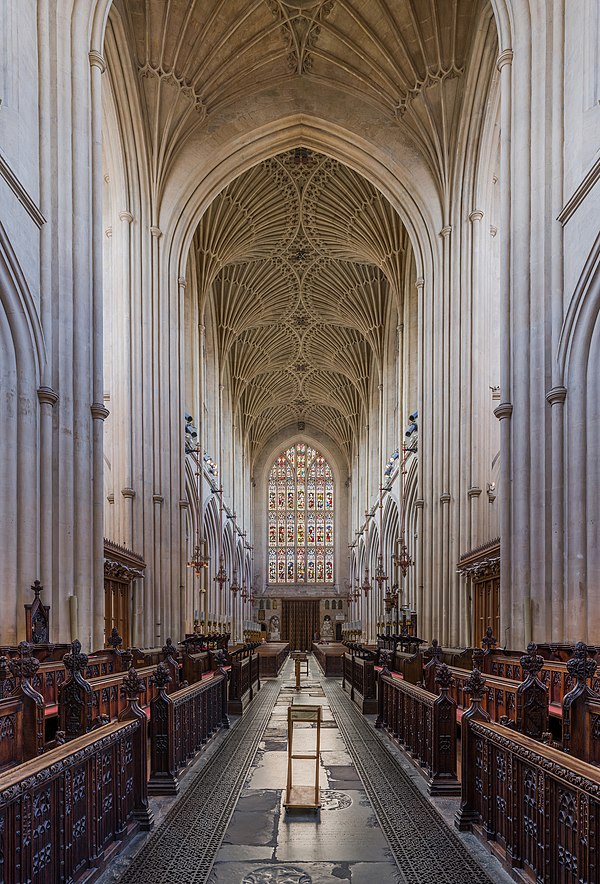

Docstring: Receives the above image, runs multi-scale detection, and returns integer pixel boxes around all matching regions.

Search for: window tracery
[268,442,334,584]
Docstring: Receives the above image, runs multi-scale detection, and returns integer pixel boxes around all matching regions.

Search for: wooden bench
[256,642,290,677]
[312,642,346,676]
[0,644,45,771]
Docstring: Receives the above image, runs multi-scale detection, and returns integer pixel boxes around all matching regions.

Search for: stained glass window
[267,442,334,584]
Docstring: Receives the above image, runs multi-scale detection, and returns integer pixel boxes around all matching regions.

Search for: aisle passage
[208,657,502,884]
[209,657,400,883]
[114,657,511,884]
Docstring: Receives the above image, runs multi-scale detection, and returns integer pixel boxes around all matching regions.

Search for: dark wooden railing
[148,664,228,794]
[376,662,459,795]
[456,716,600,883]
[0,710,151,882]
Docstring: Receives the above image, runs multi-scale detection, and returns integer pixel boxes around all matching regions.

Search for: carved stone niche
[25,581,50,644]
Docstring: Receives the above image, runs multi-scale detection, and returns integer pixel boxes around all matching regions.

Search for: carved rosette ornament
[435,663,454,691]
[63,640,89,674]
[151,663,172,692]
[9,642,40,683]
[464,668,486,703]
[567,642,597,686]
[121,667,145,701]
[520,642,544,679]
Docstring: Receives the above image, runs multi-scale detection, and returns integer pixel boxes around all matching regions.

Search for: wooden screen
[473,577,500,646]
[281,599,320,651]
[104,579,130,647]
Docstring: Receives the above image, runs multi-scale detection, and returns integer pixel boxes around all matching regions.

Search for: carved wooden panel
[0,720,142,881]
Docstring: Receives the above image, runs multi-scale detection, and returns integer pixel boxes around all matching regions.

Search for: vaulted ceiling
[192,148,411,459]
[109,0,494,459]
[111,0,490,193]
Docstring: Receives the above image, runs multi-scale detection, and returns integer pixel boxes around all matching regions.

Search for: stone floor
[105,657,514,884]
[209,665,400,884]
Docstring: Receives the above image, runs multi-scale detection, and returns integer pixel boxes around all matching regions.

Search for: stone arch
[558,232,600,640]
[0,222,47,642]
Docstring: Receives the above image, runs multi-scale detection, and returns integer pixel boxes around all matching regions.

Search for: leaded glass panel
[267,442,334,584]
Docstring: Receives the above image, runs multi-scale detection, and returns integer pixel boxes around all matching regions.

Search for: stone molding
[493,401,513,421]
[37,386,58,407]
[121,487,136,499]
[88,50,106,73]
[496,49,513,71]
[467,486,482,498]
[546,385,567,406]
[91,402,110,421]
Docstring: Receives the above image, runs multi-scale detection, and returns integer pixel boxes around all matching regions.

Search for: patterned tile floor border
[117,682,280,884]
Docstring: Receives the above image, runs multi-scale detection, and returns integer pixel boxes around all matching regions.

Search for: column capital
[91,402,110,421]
[469,210,484,223]
[546,385,567,406]
[178,276,187,288]
[88,50,106,73]
[150,226,162,239]
[121,487,136,499]
[440,225,452,238]
[37,386,59,407]
[105,227,113,238]
[497,49,513,71]
[414,499,424,509]
[152,494,164,504]
[493,401,513,421]
[468,486,482,498]
[440,492,451,504]
[119,211,134,223]
[415,277,425,290]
